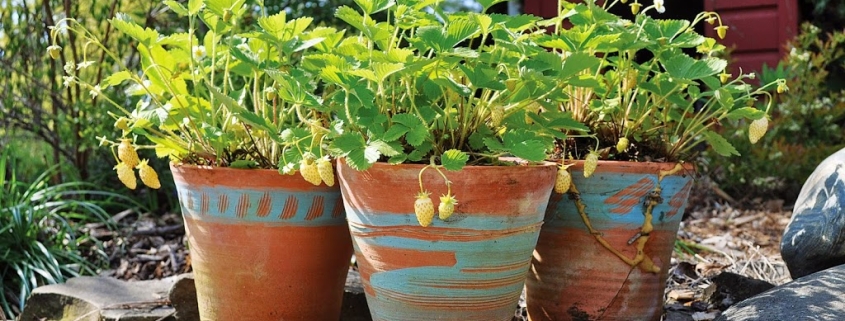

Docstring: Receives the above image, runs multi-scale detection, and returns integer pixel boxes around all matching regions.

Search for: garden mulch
[85,182,794,321]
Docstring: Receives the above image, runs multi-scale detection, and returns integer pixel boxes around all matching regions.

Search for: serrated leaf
[258,11,286,38]
[368,140,402,157]
[560,52,601,80]
[406,124,428,146]
[510,140,547,161]
[188,0,203,15]
[382,125,409,142]
[726,107,765,121]
[285,17,314,40]
[441,149,468,171]
[703,130,740,157]
[662,54,726,80]
[373,62,404,80]
[164,0,188,16]
[346,149,372,170]
[483,137,506,151]
[109,14,158,47]
[388,154,407,164]
[353,0,395,15]
[104,71,132,87]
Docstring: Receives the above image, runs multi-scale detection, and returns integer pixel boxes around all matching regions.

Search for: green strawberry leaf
[703,130,740,157]
[441,149,469,171]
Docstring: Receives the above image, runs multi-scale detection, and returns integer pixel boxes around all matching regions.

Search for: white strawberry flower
[89,84,101,98]
[192,45,206,60]
[654,0,665,13]
[76,60,95,70]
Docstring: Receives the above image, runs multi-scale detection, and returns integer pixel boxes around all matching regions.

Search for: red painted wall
[523,0,800,76]
[704,0,799,76]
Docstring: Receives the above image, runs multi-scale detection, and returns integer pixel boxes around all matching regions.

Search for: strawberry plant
[49,0,344,188]
[539,0,785,167]
[317,0,594,225]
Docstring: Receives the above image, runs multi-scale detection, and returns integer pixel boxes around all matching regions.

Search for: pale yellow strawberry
[415,192,435,227]
[47,45,61,60]
[114,117,130,131]
[438,195,457,220]
[299,159,322,186]
[630,2,642,14]
[715,25,729,39]
[616,137,629,153]
[316,157,335,187]
[748,116,769,144]
[118,139,140,168]
[491,104,504,127]
[583,151,599,178]
[555,165,573,194]
[136,159,161,189]
[114,162,137,190]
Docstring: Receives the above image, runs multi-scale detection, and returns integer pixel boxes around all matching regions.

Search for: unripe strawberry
[491,104,504,127]
[777,83,788,94]
[616,137,629,153]
[316,157,335,187]
[438,195,457,220]
[264,87,276,101]
[415,192,435,227]
[715,26,729,39]
[630,2,642,14]
[223,9,233,23]
[583,151,599,178]
[47,45,61,60]
[114,162,137,190]
[748,116,769,144]
[525,101,541,124]
[299,158,322,186]
[720,72,731,84]
[114,117,130,131]
[136,159,161,189]
[706,16,717,25]
[118,139,140,168]
[554,165,572,194]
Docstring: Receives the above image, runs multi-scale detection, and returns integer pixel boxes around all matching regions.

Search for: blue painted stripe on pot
[544,171,692,230]
[176,183,346,226]
[351,224,540,321]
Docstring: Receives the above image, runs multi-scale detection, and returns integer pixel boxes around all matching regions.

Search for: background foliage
[703,22,845,203]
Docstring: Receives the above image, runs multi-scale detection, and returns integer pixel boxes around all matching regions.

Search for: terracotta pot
[171,164,353,321]
[526,161,695,321]
[338,160,556,321]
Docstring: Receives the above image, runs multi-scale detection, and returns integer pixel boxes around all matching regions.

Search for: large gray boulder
[781,147,845,279]
[716,264,845,320]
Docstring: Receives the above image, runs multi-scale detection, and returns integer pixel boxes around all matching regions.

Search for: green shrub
[0,148,140,319]
[702,23,845,203]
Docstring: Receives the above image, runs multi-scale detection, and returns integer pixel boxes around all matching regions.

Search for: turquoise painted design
[544,170,694,231]
[348,215,542,321]
[176,183,346,226]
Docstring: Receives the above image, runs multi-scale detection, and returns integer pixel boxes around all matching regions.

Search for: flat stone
[716,264,845,320]
[781,147,845,279]
[20,276,180,321]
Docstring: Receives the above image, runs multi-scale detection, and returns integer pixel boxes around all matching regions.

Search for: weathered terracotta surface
[171,164,353,321]
[338,160,557,321]
[526,161,695,321]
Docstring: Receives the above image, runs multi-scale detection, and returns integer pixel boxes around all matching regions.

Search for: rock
[715,264,845,320]
[702,272,775,310]
[19,276,179,321]
[781,147,845,279]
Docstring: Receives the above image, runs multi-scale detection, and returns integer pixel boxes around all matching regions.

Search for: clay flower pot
[526,161,694,321]
[338,160,556,321]
[171,164,353,321]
